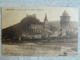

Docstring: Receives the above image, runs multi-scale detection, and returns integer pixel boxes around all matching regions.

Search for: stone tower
[60,10,70,36]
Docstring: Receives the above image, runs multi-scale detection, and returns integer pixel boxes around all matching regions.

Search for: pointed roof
[44,14,48,21]
[62,10,69,16]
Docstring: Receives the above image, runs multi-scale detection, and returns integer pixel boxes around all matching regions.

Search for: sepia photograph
[2,7,78,56]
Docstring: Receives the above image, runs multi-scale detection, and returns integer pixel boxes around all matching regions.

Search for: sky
[2,7,79,29]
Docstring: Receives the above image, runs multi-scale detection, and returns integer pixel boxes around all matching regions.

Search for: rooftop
[62,10,69,16]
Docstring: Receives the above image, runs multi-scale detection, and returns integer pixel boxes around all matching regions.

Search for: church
[19,14,50,39]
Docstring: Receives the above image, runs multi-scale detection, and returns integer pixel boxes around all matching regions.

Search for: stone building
[27,14,50,38]
[60,10,70,36]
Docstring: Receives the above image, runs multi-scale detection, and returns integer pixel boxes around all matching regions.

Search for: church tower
[44,14,48,24]
[60,10,70,36]
[43,14,49,37]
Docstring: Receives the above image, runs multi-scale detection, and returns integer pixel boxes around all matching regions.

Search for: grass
[2,40,77,56]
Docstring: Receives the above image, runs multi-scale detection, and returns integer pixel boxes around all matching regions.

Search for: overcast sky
[2,7,79,29]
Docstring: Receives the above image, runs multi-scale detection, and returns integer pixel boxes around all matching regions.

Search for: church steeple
[44,14,48,24]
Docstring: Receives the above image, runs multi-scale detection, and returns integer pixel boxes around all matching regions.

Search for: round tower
[60,10,70,36]
[60,10,70,28]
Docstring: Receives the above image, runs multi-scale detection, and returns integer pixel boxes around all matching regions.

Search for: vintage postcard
[2,7,78,56]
